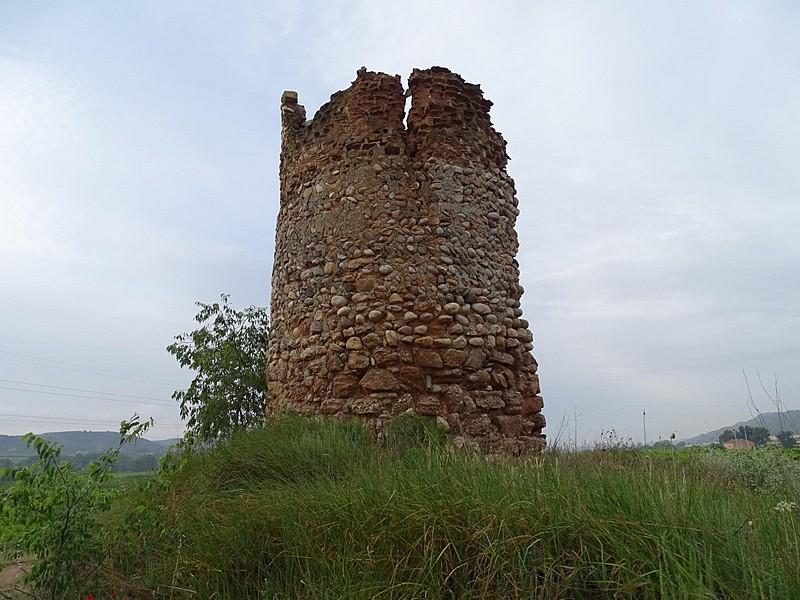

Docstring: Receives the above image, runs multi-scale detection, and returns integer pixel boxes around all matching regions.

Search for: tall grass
[102,416,800,599]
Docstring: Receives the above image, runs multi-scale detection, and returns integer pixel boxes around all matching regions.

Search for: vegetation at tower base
[270,67,545,454]
[167,294,269,444]
[34,416,795,599]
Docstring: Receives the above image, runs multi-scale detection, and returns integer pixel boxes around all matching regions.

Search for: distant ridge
[682,410,800,445]
[0,430,178,460]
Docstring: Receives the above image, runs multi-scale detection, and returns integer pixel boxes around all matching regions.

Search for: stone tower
[268,67,545,453]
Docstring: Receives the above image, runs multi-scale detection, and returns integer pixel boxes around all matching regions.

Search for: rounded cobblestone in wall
[268,66,545,454]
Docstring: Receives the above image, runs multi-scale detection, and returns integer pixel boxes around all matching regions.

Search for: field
[3,416,800,599]
[102,472,154,489]
[0,471,152,490]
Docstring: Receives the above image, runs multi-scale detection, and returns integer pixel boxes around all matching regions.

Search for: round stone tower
[268,67,545,453]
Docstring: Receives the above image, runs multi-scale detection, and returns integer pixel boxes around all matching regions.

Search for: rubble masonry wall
[268,67,545,453]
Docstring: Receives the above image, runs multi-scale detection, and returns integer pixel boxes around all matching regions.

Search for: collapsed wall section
[269,67,545,454]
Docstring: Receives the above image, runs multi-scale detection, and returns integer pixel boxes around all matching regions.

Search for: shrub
[699,447,800,493]
[167,294,269,444]
[0,415,151,599]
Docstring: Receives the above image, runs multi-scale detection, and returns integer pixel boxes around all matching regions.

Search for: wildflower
[774,501,797,513]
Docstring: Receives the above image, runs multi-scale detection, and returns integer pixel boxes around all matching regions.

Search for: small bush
[700,447,800,493]
[0,415,151,599]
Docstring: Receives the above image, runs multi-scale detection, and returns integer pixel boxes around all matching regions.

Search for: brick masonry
[268,67,545,453]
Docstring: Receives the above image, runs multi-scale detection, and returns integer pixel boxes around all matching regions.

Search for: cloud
[1,1,798,442]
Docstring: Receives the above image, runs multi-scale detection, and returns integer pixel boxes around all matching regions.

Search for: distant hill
[682,410,800,445]
[0,431,178,460]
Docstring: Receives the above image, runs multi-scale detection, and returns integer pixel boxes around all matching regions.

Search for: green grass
[103,471,154,489]
[99,416,800,599]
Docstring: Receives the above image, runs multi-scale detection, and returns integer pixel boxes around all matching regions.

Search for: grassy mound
[103,416,800,599]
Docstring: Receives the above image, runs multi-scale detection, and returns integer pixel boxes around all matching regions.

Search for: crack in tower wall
[270,66,545,454]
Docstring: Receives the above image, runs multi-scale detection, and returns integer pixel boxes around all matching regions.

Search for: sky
[1,1,798,444]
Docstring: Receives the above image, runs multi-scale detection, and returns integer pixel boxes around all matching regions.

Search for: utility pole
[573,407,578,452]
[642,410,647,447]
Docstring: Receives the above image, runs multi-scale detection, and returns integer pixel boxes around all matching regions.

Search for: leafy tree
[776,431,796,449]
[651,440,674,449]
[130,453,159,471]
[167,294,269,443]
[743,426,770,446]
[719,426,770,446]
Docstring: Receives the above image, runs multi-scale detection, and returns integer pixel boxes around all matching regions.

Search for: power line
[0,348,179,385]
[0,378,170,403]
[1,419,183,429]
[0,412,129,425]
[0,412,183,427]
[0,385,175,406]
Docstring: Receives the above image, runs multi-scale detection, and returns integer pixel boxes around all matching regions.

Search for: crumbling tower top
[406,67,508,169]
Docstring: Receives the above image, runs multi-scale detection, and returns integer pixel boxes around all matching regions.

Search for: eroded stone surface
[268,66,545,454]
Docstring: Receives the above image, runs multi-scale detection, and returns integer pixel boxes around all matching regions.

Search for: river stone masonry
[268,66,545,454]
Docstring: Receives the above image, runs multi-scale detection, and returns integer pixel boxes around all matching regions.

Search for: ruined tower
[268,67,545,453]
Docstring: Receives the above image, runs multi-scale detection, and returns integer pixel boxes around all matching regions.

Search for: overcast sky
[1,1,798,444]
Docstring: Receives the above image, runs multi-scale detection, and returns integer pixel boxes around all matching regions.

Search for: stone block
[492,415,522,436]
[359,368,400,391]
[415,394,441,416]
[521,395,544,417]
[414,349,443,368]
[474,391,505,410]
[442,349,467,367]
[464,348,486,371]
[332,373,359,397]
[347,352,370,370]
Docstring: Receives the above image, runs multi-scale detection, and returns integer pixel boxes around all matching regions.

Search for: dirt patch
[0,561,31,594]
